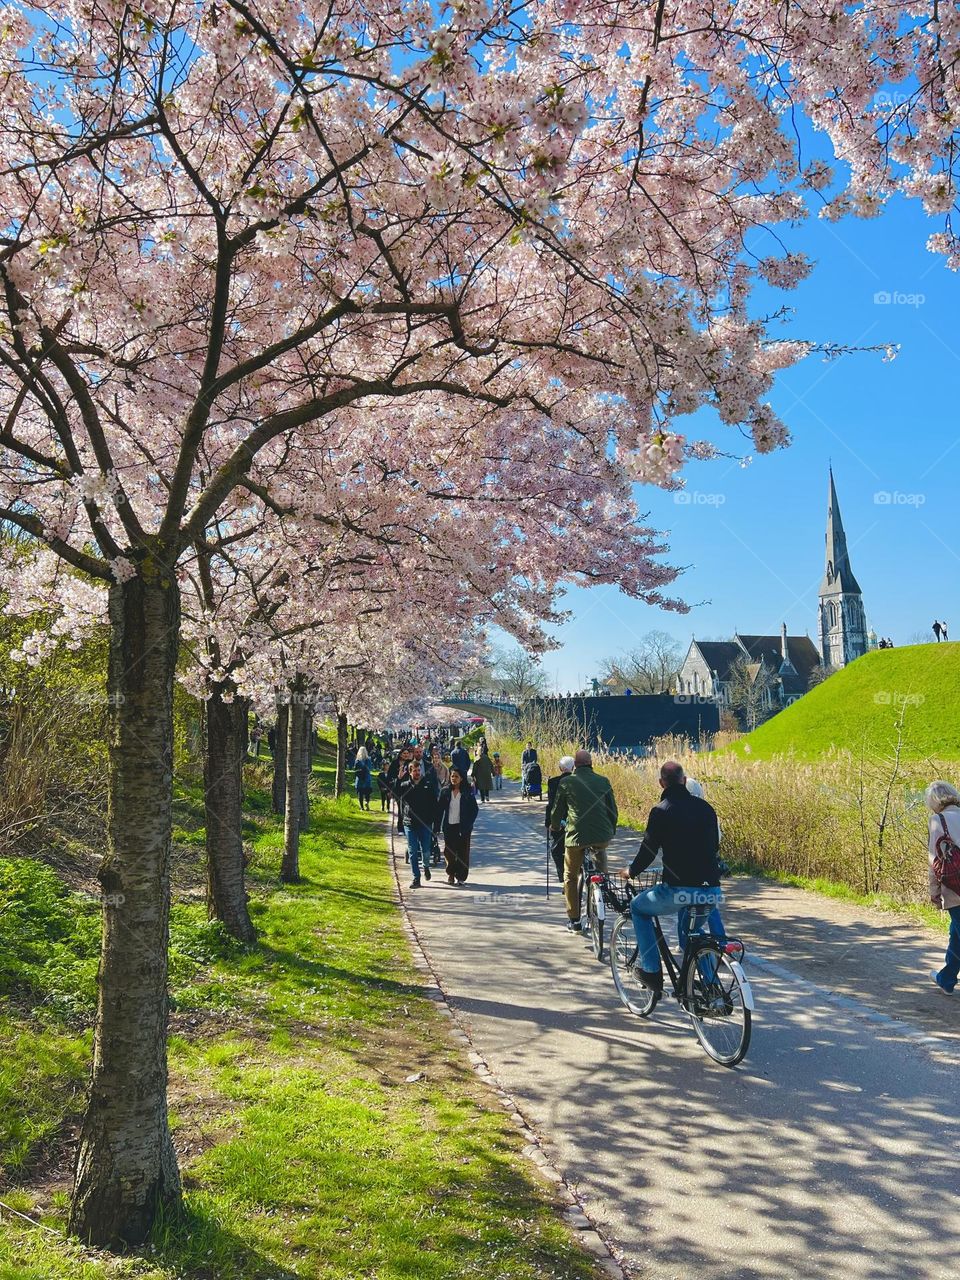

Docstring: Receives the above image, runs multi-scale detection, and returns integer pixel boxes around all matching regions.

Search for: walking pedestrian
[545,755,575,882]
[436,766,479,885]
[376,761,391,811]
[925,780,960,995]
[492,752,503,790]
[353,746,373,810]
[942,621,950,641]
[387,744,414,833]
[521,742,538,769]
[471,746,495,803]
[933,620,943,642]
[430,746,449,790]
[398,760,439,888]
[450,739,470,777]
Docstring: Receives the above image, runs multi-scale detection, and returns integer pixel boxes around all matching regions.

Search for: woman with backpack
[925,780,960,994]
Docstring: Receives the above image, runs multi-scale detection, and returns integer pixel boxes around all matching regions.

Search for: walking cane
[546,830,551,898]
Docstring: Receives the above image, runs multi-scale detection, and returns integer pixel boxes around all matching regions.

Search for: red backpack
[934,816,960,896]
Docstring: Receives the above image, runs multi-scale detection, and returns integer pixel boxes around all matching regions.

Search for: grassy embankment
[0,743,604,1280]
[492,645,960,926]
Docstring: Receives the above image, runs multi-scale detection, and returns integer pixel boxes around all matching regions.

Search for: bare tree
[726,658,777,732]
[600,631,684,694]
[492,647,549,704]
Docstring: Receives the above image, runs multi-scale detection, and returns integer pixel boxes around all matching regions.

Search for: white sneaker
[930,970,954,995]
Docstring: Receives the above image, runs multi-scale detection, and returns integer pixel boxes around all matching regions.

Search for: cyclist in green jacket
[550,750,618,932]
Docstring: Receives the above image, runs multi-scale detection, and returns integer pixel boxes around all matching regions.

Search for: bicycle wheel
[588,883,605,962]
[610,914,658,1017]
[684,941,751,1066]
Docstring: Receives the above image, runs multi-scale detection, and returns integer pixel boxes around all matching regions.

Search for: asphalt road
[395,782,960,1280]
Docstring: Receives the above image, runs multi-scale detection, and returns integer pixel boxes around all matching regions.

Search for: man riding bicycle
[550,749,618,933]
[619,759,723,991]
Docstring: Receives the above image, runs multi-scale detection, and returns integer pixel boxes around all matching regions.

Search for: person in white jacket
[925,780,960,995]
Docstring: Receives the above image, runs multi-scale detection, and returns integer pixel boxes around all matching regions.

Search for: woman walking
[354,746,374,811]
[925,780,960,994]
[436,767,479,884]
[471,745,495,803]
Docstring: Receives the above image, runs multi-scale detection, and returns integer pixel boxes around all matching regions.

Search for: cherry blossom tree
[1,0,957,1249]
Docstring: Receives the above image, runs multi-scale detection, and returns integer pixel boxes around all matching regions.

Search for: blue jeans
[677,906,727,953]
[936,905,960,992]
[406,820,432,881]
[630,884,723,974]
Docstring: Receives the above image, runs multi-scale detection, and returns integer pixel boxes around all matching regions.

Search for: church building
[675,467,869,711]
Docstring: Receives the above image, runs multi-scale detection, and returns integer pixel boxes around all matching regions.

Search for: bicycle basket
[599,875,634,912]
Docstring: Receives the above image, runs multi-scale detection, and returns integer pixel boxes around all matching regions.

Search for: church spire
[818,467,867,668]
[820,466,862,595]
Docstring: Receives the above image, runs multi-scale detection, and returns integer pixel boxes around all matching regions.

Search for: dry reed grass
[495,727,941,904]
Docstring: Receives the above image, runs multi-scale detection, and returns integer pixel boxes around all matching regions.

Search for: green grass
[0,742,605,1280]
[727,642,960,761]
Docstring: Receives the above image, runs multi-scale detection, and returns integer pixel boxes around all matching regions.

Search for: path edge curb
[385,819,636,1280]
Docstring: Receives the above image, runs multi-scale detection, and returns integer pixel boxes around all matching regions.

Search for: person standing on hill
[942,621,950,641]
[925,780,960,995]
[934,620,943,642]
[550,750,618,932]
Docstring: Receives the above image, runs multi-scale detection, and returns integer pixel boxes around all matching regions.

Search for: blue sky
[541,194,959,692]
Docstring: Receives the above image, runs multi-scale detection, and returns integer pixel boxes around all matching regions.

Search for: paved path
[394,782,960,1280]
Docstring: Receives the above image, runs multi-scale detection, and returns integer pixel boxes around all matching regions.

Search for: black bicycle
[577,847,608,962]
[604,871,753,1067]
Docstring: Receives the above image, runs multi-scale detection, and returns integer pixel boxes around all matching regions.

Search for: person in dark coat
[353,746,373,810]
[450,740,470,777]
[471,747,495,802]
[436,767,479,885]
[521,742,538,768]
[544,755,575,881]
[398,761,439,887]
[387,744,414,833]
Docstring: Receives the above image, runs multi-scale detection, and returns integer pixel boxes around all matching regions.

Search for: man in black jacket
[386,744,413,832]
[398,761,439,888]
[620,760,723,991]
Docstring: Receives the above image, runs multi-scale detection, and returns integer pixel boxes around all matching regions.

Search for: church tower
[818,468,867,668]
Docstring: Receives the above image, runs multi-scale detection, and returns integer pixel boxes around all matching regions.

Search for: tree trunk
[203,688,255,944]
[280,685,304,883]
[299,712,312,830]
[335,711,348,797]
[69,571,182,1247]
[271,702,288,815]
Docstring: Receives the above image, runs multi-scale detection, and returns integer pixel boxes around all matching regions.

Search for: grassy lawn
[726,642,960,761]
[0,747,604,1280]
